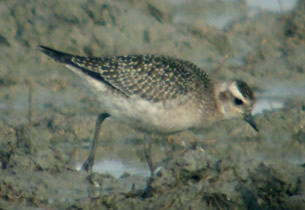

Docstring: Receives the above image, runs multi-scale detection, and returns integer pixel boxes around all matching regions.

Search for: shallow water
[247,0,297,12]
[76,159,150,178]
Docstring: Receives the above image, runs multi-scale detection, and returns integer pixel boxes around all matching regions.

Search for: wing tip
[39,45,73,64]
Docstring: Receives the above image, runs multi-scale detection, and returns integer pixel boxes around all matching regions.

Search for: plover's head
[215,80,258,131]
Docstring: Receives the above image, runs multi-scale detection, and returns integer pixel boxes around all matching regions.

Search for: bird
[39,45,259,173]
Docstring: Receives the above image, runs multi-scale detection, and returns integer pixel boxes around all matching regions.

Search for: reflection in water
[76,159,150,178]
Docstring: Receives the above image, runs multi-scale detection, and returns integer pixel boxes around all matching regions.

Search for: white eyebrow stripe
[229,82,245,101]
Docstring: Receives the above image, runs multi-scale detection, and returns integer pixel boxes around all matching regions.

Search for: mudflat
[0,0,305,209]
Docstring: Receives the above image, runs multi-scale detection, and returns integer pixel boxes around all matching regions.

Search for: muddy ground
[1,0,305,209]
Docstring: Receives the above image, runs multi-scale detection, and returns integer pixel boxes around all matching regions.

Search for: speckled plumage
[40,45,258,172]
[41,47,212,102]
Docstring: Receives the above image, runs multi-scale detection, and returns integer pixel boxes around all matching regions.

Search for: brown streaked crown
[235,80,254,100]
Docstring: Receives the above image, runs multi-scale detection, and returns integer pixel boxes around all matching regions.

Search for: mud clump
[69,149,305,209]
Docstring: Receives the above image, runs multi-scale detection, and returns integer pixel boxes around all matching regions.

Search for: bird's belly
[100,95,200,134]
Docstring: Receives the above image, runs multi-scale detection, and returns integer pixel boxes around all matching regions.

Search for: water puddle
[168,0,297,30]
[76,159,150,178]
[247,0,297,13]
[253,99,284,115]
[253,84,305,115]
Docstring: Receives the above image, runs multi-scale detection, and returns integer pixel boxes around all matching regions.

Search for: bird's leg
[144,141,155,177]
[81,112,110,172]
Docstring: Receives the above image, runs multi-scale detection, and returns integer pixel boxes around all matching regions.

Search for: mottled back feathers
[40,46,212,102]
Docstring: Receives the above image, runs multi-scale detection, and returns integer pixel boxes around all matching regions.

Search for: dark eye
[234,98,243,106]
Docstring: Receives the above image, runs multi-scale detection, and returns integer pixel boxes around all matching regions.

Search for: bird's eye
[234,98,243,106]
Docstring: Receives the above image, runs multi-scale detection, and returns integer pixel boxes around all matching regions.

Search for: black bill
[244,113,259,132]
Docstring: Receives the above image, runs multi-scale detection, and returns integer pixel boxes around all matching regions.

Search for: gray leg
[144,141,155,177]
[81,113,110,172]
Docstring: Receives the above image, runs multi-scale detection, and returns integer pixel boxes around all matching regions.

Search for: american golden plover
[40,46,258,172]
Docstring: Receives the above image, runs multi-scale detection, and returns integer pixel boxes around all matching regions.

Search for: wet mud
[1,0,305,209]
